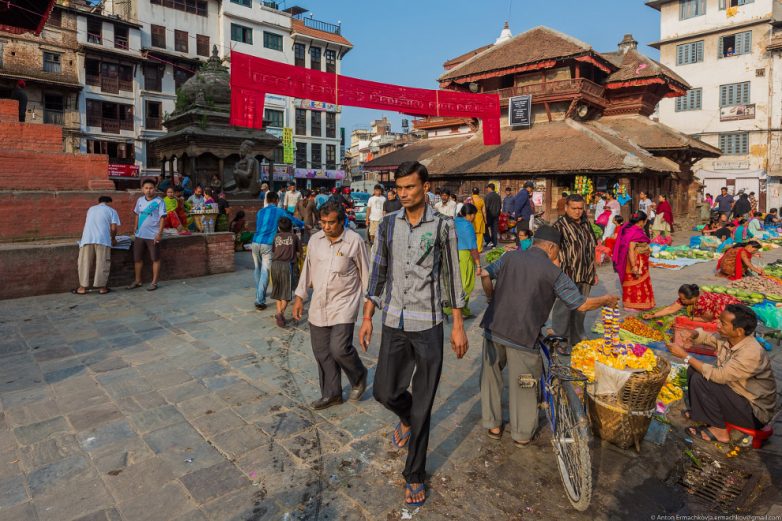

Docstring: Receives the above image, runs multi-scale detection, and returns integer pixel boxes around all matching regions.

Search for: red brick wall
[0,233,235,300]
[0,100,19,123]
[0,122,64,152]
[0,151,111,191]
[224,198,264,231]
[0,191,138,242]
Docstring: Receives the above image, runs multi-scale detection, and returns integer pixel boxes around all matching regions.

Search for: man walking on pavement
[250,191,305,310]
[292,200,369,410]
[511,181,535,231]
[552,194,597,345]
[502,186,515,214]
[434,190,457,218]
[479,225,618,444]
[359,160,468,508]
[75,196,120,295]
[484,183,502,249]
[366,184,386,246]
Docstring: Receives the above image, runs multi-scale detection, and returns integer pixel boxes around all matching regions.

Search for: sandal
[99,288,111,295]
[391,422,411,449]
[686,425,727,444]
[486,427,502,440]
[681,409,692,421]
[71,288,87,295]
[404,483,426,508]
[126,282,142,290]
[146,283,158,291]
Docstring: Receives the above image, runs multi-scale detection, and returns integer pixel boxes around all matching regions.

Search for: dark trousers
[373,324,444,484]
[485,216,499,247]
[688,367,764,430]
[551,283,592,346]
[309,323,366,399]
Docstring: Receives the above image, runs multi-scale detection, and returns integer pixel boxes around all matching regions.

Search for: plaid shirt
[367,206,465,332]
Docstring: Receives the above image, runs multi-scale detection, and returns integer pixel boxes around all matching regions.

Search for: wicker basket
[586,357,670,452]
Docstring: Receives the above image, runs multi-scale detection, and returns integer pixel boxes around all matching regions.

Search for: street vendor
[479,225,619,446]
[717,241,765,280]
[667,305,776,443]
[642,284,741,323]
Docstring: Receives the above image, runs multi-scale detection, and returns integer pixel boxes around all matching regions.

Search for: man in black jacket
[484,183,502,248]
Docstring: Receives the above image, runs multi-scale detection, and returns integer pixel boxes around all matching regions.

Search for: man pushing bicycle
[479,225,618,445]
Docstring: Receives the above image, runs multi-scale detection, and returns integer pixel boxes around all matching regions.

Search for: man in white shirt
[129,178,167,291]
[292,200,369,409]
[434,190,457,218]
[366,184,386,245]
[75,196,120,295]
[284,183,302,214]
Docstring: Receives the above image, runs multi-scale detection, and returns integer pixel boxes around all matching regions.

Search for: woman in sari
[444,203,481,317]
[733,218,749,242]
[470,187,487,252]
[717,241,765,280]
[747,212,769,240]
[612,211,656,311]
[651,194,674,238]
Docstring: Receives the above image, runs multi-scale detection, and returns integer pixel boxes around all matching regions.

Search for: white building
[65,1,351,188]
[648,0,782,210]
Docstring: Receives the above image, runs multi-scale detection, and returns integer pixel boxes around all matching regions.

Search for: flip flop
[391,422,411,449]
[70,288,87,295]
[99,288,111,295]
[126,282,142,290]
[146,283,158,291]
[686,425,726,444]
[404,483,426,508]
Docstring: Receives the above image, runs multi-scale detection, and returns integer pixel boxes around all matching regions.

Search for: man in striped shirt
[552,194,597,345]
[251,191,304,310]
[359,161,467,508]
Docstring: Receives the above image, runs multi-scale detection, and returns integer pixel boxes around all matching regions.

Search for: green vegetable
[485,247,506,264]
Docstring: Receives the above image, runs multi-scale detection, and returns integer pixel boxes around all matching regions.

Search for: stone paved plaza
[1,247,782,521]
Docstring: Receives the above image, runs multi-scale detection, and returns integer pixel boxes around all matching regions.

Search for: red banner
[229,52,501,145]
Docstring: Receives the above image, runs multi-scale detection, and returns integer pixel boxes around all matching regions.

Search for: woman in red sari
[717,241,765,280]
[612,211,656,310]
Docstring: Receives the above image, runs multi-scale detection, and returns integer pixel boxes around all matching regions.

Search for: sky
[292,0,664,133]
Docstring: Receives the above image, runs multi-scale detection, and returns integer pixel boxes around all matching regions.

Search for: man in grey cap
[478,225,617,446]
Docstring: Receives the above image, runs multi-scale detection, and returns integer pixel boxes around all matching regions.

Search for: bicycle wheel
[551,381,592,511]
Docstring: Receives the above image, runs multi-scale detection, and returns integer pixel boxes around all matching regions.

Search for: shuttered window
[719,0,754,9]
[718,31,752,58]
[719,82,750,107]
[676,40,704,65]
[718,132,749,155]
[680,0,706,20]
[675,88,702,111]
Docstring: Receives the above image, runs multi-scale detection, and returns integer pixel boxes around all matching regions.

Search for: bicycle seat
[542,335,571,355]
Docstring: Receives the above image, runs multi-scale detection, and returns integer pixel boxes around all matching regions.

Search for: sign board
[720,104,755,122]
[295,99,340,112]
[294,168,345,180]
[108,164,139,178]
[508,95,532,127]
[261,164,293,182]
[282,128,294,164]
[713,160,750,170]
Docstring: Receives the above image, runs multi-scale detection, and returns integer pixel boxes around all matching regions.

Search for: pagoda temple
[365,25,720,220]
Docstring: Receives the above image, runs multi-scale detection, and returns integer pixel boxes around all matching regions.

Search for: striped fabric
[367,206,465,332]
[553,215,597,285]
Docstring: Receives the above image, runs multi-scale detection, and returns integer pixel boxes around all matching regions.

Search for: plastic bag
[689,236,703,249]
[753,302,782,330]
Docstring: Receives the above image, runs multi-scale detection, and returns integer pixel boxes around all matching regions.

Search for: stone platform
[0,233,235,300]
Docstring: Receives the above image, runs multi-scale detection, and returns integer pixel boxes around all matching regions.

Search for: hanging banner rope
[229,51,501,146]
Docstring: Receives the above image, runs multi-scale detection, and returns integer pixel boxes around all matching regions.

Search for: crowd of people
[72,168,779,508]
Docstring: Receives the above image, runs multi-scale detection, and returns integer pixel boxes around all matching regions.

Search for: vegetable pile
[621,317,666,341]
[484,247,506,264]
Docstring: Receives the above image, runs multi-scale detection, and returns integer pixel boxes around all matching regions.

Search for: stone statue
[232,140,260,196]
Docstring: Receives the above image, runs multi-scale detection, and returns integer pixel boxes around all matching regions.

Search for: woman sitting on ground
[717,241,765,280]
[229,210,252,251]
[733,218,749,243]
[642,284,741,323]
[668,305,776,443]
[747,212,769,240]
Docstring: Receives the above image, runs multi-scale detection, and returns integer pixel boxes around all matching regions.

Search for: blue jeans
[251,243,273,305]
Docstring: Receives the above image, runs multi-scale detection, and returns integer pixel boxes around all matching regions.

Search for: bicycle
[537,335,593,511]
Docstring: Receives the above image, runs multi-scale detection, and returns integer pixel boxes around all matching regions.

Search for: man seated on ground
[668,305,777,443]
[479,225,619,445]
[764,208,779,227]
[703,213,733,242]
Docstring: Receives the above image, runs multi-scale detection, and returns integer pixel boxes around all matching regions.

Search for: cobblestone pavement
[1,244,781,521]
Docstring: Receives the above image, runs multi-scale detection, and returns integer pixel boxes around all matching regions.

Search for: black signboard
[508,95,532,127]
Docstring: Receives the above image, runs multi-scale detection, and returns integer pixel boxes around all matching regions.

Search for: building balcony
[86,118,133,134]
[43,110,64,125]
[145,117,162,130]
[293,14,341,35]
[485,78,606,107]
[85,74,133,93]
